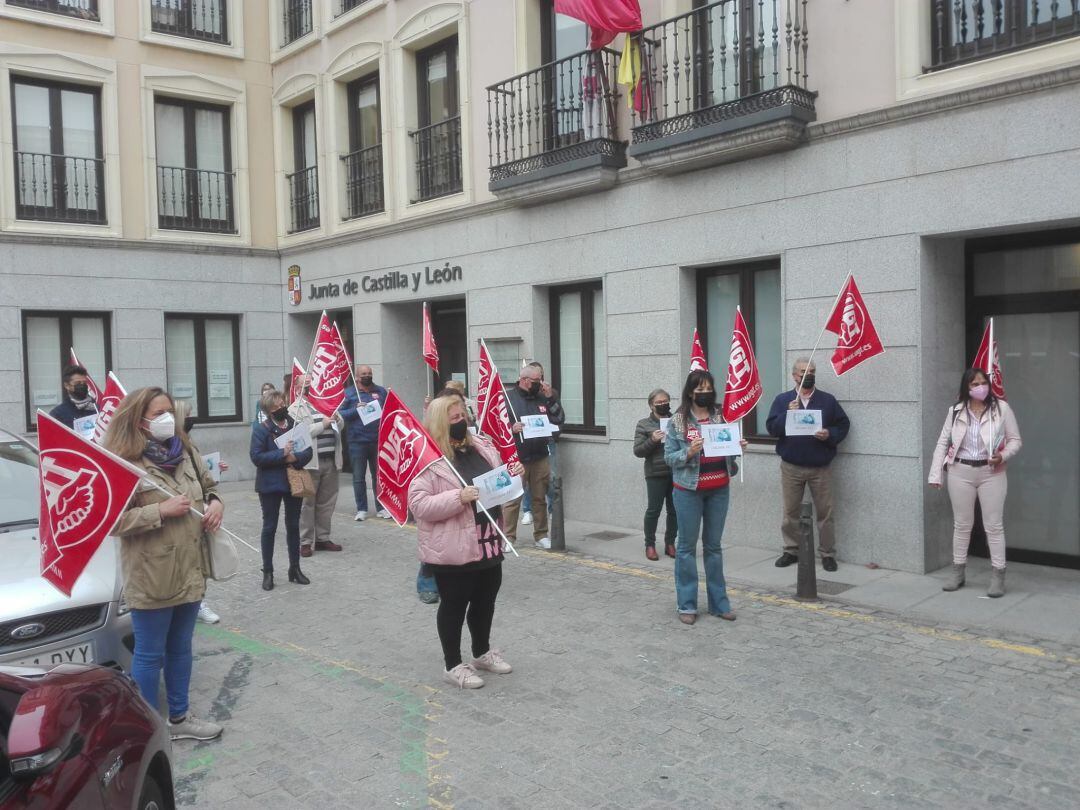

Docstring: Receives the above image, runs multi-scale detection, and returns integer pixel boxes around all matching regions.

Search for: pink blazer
[408,436,504,566]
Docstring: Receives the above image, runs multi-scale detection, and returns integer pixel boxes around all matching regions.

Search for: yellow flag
[616,35,641,109]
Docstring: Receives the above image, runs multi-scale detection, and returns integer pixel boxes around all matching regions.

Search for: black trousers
[432,564,503,670]
[644,475,678,547]
[259,492,302,571]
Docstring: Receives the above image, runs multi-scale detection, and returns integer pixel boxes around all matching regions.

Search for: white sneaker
[354,511,367,521]
[443,663,484,689]
[168,714,223,741]
[377,509,392,519]
[471,649,512,674]
[521,512,533,525]
[197,603,220,624]
[534,537,551,550]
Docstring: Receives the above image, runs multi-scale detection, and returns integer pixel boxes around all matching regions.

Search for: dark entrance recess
[428,299,467,393]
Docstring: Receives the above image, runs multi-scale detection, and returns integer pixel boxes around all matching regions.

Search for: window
[287,101,319,233]
[281,0,313,47]
[550,282,606,434]
[929,0,1080,71]
[485,338,524,386]
[154,97,235,233]
[164,314,241,422]
[698,261,782,439]
[337,0,372,16]
[343,73,383,219]
[539,1,593,148]
[150,0,229,45]
[11,77,105,224]
[411,37,462,202]
[21,311,111,431]
[7,0,99,20]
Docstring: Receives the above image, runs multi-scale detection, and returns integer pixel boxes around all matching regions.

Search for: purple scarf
[143,436,185,473]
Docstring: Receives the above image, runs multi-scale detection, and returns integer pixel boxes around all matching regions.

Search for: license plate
[11,643,94,668]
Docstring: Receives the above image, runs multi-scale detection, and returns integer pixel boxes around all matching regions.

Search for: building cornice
[0,232,278,258]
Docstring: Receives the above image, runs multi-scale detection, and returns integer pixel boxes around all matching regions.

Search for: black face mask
[448,420,469,441]
[800,374,816,390]
[693,392,716,408]
[71,383,89,400]
[183,417,196,435]
[653,403,671,417]
[359,376,373,387]
[527,381,542,397]
[271,407,288,422]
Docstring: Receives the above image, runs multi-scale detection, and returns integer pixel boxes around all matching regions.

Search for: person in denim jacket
[664,370,745,625]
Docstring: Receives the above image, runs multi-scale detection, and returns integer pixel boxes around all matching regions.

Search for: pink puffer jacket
[408,436,504,566]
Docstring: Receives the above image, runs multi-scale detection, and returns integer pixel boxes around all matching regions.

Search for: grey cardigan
[633,415,672,479]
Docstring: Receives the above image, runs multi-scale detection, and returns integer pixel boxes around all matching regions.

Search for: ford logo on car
[11,623,46,640]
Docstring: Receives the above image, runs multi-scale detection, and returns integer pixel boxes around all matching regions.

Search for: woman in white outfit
[928,368,1021,597]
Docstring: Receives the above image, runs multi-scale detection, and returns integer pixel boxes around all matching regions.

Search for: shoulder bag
[186,449,240,581]
[287,465,316,499]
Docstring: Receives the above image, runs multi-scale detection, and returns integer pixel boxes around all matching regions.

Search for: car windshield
[0,438,39,529]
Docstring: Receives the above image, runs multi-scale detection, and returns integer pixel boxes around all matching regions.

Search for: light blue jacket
[664,409,739,491]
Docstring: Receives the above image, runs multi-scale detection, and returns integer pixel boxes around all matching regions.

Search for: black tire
[138,775,166,810]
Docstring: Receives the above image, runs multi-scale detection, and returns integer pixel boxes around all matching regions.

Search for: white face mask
[144,412,176,442]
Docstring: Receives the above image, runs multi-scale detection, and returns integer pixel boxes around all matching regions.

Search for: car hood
[0,527,122,623]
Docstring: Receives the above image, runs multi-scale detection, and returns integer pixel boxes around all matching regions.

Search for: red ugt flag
[91,372,127,444]
[37,411,145,596]
[479,383,522,468]
[69,348,101,402]
[422,302,440,374]
[288,357,306,405]
[722,307,763,422]
[824,275,885,376]
[972,318,1006,400]
[555,0,642,49]
[376,391,444,526]
[306,313,351,418]
[689,328,709,372]
[475,339,497,426]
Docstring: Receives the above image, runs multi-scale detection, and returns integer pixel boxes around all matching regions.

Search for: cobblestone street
[176,486,1080,809]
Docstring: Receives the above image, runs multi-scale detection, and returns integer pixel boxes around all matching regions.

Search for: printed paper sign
[358,397,383,425]
[786,409,823,437]
[202,452,221,483]
[474,464,524,511]
[274,424,312,455]
[522,414,555,439]
[72,414,97,440]
[659,418,670,435]
[701,422,742,457]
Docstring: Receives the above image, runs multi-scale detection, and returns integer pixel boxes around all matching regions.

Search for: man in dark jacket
[49,364,98,430]
[502,364,565,549]
[340,364,389,520]
[765,358,850,572]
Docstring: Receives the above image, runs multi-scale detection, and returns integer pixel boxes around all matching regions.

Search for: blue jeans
[350,442,378,512]
[672,486,731,615]
[417,563,438,595]
[130,600,201,719]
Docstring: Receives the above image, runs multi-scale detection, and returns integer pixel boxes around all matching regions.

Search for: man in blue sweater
[48,364,97,429]
[341,364,390,520]
[765,358,850,572]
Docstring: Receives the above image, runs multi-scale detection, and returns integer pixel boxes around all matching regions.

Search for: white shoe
[534,537,551,550]
[168,714,223,741]
[197,603,220,624]
[471,649,512,674]
[521,512,533,525]
[354,511,367,521]
[443,663,484,689]
[377,509,392,519]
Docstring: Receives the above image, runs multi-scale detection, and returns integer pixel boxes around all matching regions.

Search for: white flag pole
[988,317,995,389]
[145,479,259,554]
[433,456,519,558]
[739,418,745,483]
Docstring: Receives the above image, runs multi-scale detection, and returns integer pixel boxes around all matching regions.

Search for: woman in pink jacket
[409,395,523,688]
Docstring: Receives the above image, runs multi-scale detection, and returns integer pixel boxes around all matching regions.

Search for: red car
[0,664,174,810]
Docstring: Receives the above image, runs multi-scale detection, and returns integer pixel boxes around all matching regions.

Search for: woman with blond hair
[408,395,522,688]
[104,387,224,741]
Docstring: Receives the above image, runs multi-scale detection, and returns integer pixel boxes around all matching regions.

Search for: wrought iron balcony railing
[14,152,106,224]
[929,0,1080,70]
[282,0,313,46]
[409,117,463,203]
[286,165,319,233]
[7,0,98,20]
[486,46,625,185]
[631,0,814,146]
[341,144,384,219]
[150,0,229,45]
[156,165,236,233]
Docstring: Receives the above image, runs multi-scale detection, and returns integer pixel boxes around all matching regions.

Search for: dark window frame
[696,259,780,443]
[416,36,459,127]
[346,72,381,152]
[291,99,316,171]
[549,280,606,436]
[20,310,112,433]
[287,100,319,233]
[149,0,230,45]
[164,313,243,425]
[6,0,100,21]
[10,74,106,224]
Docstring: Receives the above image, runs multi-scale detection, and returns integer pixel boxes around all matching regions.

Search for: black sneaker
[774,552,798,568]
[822,557,838,572]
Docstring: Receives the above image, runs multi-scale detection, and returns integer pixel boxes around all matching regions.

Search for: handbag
[203,529,240,582]
[287,466,316,498]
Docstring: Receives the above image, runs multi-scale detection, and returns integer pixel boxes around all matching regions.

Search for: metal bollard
[795,500,819,602]
[549,474,565,552]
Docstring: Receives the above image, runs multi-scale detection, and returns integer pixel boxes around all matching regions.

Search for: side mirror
[7,685,82,777]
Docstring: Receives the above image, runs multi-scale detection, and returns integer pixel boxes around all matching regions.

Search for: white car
[0,428,133,672]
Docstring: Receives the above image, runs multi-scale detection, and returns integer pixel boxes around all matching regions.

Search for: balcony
[629,0,816,175]
[341,144,384,219]
[486,47,627,205]
[156,165,236,234]
[409,117,463,203]
[929,0,1080,71]
[7,0,98,20]
[150,0,229,45]
[14,152,105,225]
[281,0,313,47]
[286,165,319,234]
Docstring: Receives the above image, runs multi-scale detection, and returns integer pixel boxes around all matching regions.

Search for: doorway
[428,299,467,393]
[966,229,1080,569]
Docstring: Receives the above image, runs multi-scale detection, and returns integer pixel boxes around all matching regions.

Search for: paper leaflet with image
[376,390,445,526]
[36,411,146,596]
[91,371,127,444]
[69,348,101,402]
[474,464,524,511]
[304,312,351,418]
